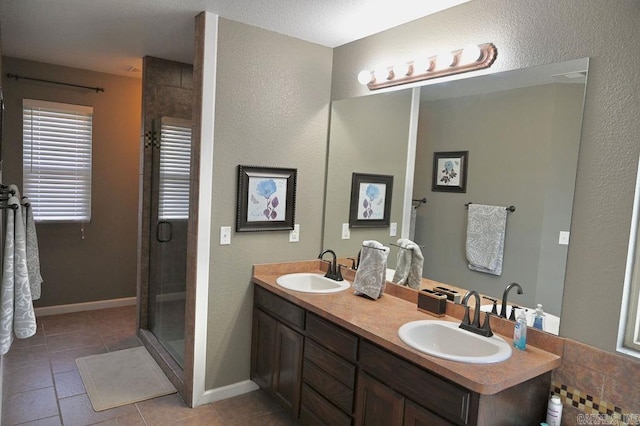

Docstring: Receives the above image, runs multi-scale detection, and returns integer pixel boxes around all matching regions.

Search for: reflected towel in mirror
[392,238,424,289]
[353,240,389,300]
[466,204,508,276]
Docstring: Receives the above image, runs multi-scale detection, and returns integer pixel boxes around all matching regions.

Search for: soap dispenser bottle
[533,304,545,331]
[513,308,527,350]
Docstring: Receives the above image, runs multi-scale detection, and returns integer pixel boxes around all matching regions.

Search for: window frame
[22,98,93,223]
[619,155,640,356]
[157,116,192,221]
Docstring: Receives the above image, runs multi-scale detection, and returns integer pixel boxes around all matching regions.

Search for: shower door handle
[156,220,173,243]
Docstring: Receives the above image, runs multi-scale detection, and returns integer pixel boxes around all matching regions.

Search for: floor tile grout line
[135,402,150,426]
[48,354,65,425]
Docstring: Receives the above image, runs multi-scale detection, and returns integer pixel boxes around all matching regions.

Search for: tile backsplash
[551,339,640,425]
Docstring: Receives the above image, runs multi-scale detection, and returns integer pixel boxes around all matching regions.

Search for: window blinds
[23,99,93,223]
[158,118,192,220]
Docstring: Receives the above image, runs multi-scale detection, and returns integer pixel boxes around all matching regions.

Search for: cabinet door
[273,321,304,417]
[404,400,454,426]
[355,372,404,426]
[251,308,277,389]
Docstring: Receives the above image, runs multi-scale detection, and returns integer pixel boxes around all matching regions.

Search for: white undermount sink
[398,320,512,364]
[276,273,351,294]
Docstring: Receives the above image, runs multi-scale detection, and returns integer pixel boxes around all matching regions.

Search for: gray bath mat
[76,346,176,411]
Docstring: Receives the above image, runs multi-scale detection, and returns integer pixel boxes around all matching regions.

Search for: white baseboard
[195,380,259,407]
[34,297,137,317]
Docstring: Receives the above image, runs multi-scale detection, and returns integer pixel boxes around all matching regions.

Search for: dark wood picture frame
[432,151,468,193]
[349,172,393,228]
[236,165,297,232]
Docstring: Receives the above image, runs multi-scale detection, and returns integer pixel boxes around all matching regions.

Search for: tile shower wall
[552,339,640,425]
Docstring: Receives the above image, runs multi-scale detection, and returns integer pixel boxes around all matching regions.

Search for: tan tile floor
[2,306,296,425]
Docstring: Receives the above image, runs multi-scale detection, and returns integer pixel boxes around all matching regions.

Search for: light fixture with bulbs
[358,43,497,90]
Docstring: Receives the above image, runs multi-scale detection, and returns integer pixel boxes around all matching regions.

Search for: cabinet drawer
[359,341,474,425]
[303,360,354,414]
[304,339,356,389]
[306,312,358,362]
[254,285,305,330]
[404,399,454,426]
[301,383,352,426]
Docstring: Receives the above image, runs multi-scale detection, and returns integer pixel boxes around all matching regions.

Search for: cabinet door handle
[156,220,173,243]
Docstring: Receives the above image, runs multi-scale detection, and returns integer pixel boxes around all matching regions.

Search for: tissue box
[417,289,447,317]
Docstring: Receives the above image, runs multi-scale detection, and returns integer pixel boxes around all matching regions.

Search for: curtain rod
[6,73,104,93]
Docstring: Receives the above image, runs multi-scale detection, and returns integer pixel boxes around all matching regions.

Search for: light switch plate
[390,222,397,237]
[342,223,350,239]
[289,224,300,242]
[220,226,231,245]
[558,231,570,245]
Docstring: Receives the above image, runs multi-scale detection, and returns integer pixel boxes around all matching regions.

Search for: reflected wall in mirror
[323,89,414,269]
[414,59,588,321]
[323,58,589,335]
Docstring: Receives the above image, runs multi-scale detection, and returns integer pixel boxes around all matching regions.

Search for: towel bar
[390,242,425,250]
[464,202,515,213]
[0,202,19,210]
[412,197,427,205]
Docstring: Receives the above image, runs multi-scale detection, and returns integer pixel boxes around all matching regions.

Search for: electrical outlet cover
[341,223,350,239]
[289,224,300,242]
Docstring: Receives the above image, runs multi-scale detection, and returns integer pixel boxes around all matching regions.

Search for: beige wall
[323,89,412,263]
[414,83,583,317]
[205,18,332,389]
[332,0,640,353]
[1,57,141,307]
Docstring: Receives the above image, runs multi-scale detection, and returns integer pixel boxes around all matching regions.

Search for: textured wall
[1,57,141,306]
[205,18,332,389]
[332,0,640,352]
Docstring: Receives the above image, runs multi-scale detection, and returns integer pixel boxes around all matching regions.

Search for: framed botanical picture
[349,173,393,228]
[432,151,468,193]
[236,165,297,232]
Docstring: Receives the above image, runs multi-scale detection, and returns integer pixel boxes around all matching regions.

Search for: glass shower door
[147,117,192,368]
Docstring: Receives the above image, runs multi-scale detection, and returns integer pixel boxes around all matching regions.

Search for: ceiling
[0,0,470,78]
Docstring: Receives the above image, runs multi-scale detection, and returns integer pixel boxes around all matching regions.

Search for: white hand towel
[353,240,389,300]
[1,196,37,354]
[466,204,508,276]
[392,238,424,289]
[0,199,17,354]
[21,197,43,300]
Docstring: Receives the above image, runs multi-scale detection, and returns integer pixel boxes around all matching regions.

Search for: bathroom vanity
[251,261,561,426]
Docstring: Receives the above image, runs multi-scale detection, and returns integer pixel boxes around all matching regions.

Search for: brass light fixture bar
[358,43,497,91]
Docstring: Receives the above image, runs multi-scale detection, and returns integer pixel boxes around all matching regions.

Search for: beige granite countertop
[252,260,562,395]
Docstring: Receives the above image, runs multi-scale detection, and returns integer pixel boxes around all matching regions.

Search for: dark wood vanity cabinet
[251,284,552,426]
[251,287,305,417]
[300,313,358,425]
[357,341,469,425]
[355,372,454,426]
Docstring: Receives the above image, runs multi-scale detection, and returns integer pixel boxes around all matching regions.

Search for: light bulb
[459,44,482,65]
[413,57,433,74]
[435,51,455,70]
[394,62,411,77]
[357,70,374,85]
[374,67,392,81]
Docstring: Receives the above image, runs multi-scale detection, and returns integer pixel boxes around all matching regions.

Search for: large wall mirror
[323,58,589,335]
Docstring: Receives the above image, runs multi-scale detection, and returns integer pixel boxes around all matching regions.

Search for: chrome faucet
[459,290,493,337]
[500,283,523,319]
[318,249,343,281]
